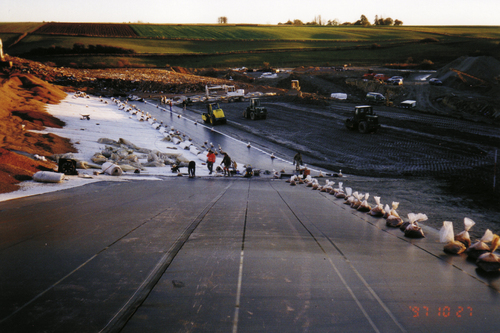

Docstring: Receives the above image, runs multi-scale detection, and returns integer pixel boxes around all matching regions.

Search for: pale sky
[1,0,498,25]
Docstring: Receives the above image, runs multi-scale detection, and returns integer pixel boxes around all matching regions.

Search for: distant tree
[293,19,304,26]
[374,15,379,26]
[317,15,324,25]
[218,16,228,24]
[394,19,403,26]
[383,17,394,26]
[360,15,370,26]
[355,15,370,26]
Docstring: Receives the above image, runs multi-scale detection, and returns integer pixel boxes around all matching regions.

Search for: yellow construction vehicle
[202,103,227,125]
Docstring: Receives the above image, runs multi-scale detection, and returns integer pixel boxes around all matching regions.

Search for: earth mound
[0,72,76,193]
[436,56,500,91]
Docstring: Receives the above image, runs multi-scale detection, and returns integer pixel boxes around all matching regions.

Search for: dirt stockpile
[5,57,249,96]
[0,71,76,193]
[435,56,500,89]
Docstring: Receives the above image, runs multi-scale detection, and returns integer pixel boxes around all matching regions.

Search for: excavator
[450,68,489,88]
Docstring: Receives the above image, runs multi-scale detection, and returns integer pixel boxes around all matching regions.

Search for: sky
[1,0,499,25]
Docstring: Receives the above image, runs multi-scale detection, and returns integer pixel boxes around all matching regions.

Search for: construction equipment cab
[345,105,380,133]
[202,103,226,125]
[244,98,268,120]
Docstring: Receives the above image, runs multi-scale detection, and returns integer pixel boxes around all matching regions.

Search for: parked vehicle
[387,76,404,85]
[366,92,386,104]
[205,84,244,102]
[429,78,443,86]
[399,100,416,108]
[374,74,391,81]
[345,105,380,133]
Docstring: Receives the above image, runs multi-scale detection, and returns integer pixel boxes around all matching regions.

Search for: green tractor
[243,98,268,120]
[202,103,227,125]
[345,105,380,133]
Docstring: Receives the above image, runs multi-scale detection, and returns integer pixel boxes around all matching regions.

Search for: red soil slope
[0,72,76,193]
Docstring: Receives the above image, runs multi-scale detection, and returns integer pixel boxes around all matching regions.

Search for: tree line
[279,15,403,26]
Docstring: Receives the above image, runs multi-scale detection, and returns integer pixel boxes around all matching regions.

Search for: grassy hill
[1,23,499,68]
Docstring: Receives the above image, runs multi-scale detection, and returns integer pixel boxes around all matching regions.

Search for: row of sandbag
[440,219,500,273]
[288,176,428,238]
[109,97,208,165]
[90,138,192,171]
[291,176,500,273]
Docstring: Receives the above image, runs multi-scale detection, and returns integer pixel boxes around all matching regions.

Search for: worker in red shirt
[206,150,216,175]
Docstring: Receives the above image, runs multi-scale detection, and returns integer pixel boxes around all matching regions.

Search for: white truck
[205,85,245,102]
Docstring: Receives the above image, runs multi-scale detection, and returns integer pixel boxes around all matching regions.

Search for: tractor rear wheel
[358,121,369,134]
[250,112,256,120]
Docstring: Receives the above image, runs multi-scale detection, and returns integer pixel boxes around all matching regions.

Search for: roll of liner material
[102,162,123,176]
[33,171,65,183]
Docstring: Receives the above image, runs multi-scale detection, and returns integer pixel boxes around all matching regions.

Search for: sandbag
[440,221,466,254]
[189,146,201,155]
[467,229,495,260]
[455,217,475,248]
[476,235,500,272]
[91,153,107,164]
[386,215,403,228]
[403,213,428,238]
[350,192,362,209]
[33,171,65,183]
[369,196,384,217]
[98,138,120,146]
[102,162,123,176]
[382,204,391,219]
[444,241,467,255]
[439,221,455,243]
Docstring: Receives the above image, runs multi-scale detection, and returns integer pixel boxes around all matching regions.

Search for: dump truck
[243,98,267,120]
[202,103,226,125]
[345,105,380,133]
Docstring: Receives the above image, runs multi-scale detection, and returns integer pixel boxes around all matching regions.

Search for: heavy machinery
[202,103,226,125]
[243,98,267,120]
[345,105,380,133]
[450,68,489,88]
[205,84,244,102]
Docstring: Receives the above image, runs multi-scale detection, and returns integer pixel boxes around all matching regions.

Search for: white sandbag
[179,141,192,150]
[440,221,466,254]
[198,151,208,162]
[176,154,190,163]
[33,171,65,183]
[189,146,201,156]
[368,196,384,216]
[439,221,455,243]
[102,162,123,176]
[455,217,475,247]
[172,137,181,145]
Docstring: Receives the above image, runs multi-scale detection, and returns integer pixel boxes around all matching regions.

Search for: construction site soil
[1,56,499,238]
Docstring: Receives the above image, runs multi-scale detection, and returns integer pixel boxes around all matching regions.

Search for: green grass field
[1,23,498,68]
